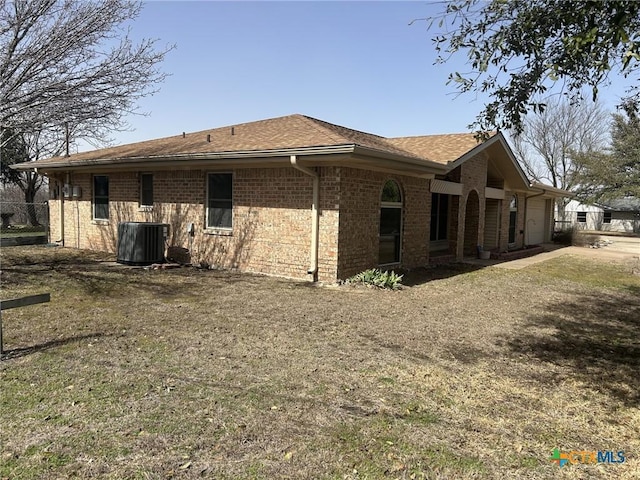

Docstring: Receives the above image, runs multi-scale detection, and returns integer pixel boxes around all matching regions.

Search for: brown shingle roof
[30,114,428,166]
[19,114,500,175]
[388,133,490,164]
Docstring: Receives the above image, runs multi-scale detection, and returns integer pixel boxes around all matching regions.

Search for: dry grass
[1,247,639,479]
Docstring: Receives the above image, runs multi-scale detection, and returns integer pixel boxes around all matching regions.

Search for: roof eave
[11,145,358,172]
[13,143,447,177]
[529,182,573,197]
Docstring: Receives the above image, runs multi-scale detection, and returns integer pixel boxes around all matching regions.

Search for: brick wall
[49,168,341,282]
[336,168,430,280]
[442,153,528,259]
[455,154,488,259]
[317,167,340,281]
[46,153,528,281]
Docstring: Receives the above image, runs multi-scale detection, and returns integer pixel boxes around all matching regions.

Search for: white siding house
[564,198,640,233]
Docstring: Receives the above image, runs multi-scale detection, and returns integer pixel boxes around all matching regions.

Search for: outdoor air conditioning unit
[117,222,169,265]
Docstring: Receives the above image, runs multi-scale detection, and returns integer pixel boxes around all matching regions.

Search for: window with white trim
[577,211,587,223]
[603,211,612,224]
[93,175,109,220]
[207,173,233,229]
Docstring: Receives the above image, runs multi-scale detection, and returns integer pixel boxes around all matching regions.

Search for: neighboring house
[565,198,640,233]
[14,114,567,282]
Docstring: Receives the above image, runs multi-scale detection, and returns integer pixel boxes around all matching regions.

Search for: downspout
[290,155,319,281]
[524,188,546,246]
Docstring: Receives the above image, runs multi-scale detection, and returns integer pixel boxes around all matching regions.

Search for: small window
[603,211,612,224]
[93,175,109,220]
[381,180,402,203]
[207,173,233,229]
[140,173,153,207]
[577,212,587,223]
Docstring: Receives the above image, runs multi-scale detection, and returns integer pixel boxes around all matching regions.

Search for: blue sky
[96,1,630,151]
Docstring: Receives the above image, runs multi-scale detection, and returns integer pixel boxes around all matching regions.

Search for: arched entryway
[463,190,480,256]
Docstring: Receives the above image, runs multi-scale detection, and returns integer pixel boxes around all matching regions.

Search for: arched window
[379,180,402,264]
[508,195,518,245]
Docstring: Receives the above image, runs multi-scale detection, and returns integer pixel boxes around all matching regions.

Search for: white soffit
[431,179,463,196]
[485,187,505,199]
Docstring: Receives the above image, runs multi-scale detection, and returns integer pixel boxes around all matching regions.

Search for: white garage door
[527,198,547,245]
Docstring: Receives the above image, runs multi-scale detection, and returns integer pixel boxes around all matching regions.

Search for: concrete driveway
[491,235,640,270]
[595,234,640,255]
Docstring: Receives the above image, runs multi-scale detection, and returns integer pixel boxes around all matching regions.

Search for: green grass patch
[530,255,640,290]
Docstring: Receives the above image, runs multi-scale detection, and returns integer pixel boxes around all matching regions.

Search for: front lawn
[1,247,638,479]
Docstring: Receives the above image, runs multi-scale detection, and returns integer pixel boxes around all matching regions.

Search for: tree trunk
[22,172,41,227]
[555,197,570,231]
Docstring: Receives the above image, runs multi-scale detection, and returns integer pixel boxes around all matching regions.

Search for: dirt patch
[1,246,639,479]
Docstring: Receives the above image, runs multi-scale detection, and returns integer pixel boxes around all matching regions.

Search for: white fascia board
[529,182,573,197]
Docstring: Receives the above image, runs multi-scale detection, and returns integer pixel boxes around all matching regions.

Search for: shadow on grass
[2,253,209,299]
[1,333,108,361]
[358,331,490,365]
[1,245,283,297]
[400,263,485,287]
[507,285,640,407]
[358,333,432,363]
[0,262,200,297]
[0,245,114,267]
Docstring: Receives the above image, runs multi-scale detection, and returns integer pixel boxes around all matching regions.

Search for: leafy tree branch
[427,0,640,134]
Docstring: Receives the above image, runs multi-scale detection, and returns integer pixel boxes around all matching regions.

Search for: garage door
[527,198,547,245]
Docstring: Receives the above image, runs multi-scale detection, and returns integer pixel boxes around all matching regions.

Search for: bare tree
[510,96,610,223]
[0,0,171,217]
[0,0,171,139]
[1,127,69,224]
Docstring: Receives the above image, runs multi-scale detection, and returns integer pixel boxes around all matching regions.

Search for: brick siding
[47,152,529,282]
[49,168,339,282]
[336,168,430,280]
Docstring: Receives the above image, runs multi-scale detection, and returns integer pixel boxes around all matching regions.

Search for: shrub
[346,268,403,290]
[552,228,573,245]
[553,226,600,247]
[572,230,600,247]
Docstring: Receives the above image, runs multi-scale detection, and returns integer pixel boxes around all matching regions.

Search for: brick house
[15,114,567,282]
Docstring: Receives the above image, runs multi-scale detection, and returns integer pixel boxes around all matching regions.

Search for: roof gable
[456,133,530,191]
